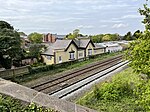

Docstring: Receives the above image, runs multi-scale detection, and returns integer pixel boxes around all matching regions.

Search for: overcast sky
[0,0,147,35]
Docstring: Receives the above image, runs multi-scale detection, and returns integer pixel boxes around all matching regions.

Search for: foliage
[14,52,122,84]
[0,20,14,30]
[23,103,58,112]
[139,2,150,31]
[77,68,146,111]
[125,1,150,77]
[0,94,58,112]
[90,33,120,43]
[132,30,143,39]
[123,31,133,40]
[28,44,46,60]
[0,21,22,69]
[18,31,27,37]
[102,33,120,41]
[134,80,150,111]
[89,34,103,43]
[65,29,80,39]
[28,32,43,43]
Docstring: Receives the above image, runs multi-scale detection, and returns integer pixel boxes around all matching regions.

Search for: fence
[0,66,29,79]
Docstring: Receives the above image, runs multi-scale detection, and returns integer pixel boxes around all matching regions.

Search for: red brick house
[43,33,57,43]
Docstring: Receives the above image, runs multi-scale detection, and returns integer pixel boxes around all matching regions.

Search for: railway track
[51,60,128,99]
[31,55,123,94]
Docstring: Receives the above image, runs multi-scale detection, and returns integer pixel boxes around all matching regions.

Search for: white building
[97,42,123,53]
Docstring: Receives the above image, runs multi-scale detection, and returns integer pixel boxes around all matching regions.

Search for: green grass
[14,52,123,84]
[76,68,149,112]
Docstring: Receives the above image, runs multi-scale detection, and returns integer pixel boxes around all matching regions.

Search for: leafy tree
[132,30,142,39]
[0,21,14,30]
[126,1,150,77]
[65,29,80,39]
[110,33,120,41]
[73,29,80,38]
[0,21,22,69]
[102,34,110,41]
[123,31,133,40]
[90,34,103,43]
[29,44,46,61]
[28,32,43,43]
[18,31,27,37]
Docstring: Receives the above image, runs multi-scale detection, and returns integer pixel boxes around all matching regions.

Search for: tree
[102,34,111,41]
[73,29,80,38]
[0,21,22,69]
[132,30,142,39]
[65,29,80,39]
[0,21,14,30]
[28,44,46,61]
[123,31,133,40]
[18,32,27,37]
[126,1,150,77]
[28,32,43,43]
[90,34,103,43]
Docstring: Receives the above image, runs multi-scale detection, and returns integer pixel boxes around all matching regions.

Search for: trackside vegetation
[76,68,150,111]
[13,52,122,84]
[0,94,58,112]
[125,1,150,77]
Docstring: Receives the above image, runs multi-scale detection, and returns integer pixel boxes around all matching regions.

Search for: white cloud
[112,23,128,28]
[77,25,94,29]
[100,20,122,23]
[99,25,108,28]
[122,14,142,19]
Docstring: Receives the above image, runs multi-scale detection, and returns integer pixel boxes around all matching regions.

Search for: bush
[77,68,146,111]
[0,94,58,112]
[1,58,12,69]
[29,60,78,74]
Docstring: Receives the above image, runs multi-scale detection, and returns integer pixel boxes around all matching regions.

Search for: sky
[0,0,147,35]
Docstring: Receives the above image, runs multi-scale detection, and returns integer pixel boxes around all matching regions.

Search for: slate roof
[74,39,93,48]
[94,43,106,49]
[42,39,95,56]
[41,40,72,55]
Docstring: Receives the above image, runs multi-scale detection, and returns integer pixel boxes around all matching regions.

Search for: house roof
[41,40,73,55]
[41,46,54,56]
[53,40,72,49]
[94,43,106,49]
[74,39,95,48]
[42,39,95,56]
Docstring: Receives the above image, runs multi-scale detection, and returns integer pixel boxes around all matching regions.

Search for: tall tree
[0,21,22,69]
[123,31,133,40]
[28,32,43,43]
[65,29,80,39]
[126,1,150,77]
[132,30,142,39]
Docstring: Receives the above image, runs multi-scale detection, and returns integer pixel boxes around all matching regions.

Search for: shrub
[0,94,58,112]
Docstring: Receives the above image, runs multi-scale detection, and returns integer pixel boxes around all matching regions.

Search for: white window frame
[58,56,62,63]
[88,49,92,56]
[70,52,75,60]
[46,56,51,60]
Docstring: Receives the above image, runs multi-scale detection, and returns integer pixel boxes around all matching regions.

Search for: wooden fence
[0,66,29,79]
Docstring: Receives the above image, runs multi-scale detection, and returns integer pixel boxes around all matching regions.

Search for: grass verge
[76,68,150,112]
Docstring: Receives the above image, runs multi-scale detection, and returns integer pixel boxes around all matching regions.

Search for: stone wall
[0,78,97,112]
[0,66,29,79]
